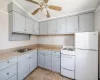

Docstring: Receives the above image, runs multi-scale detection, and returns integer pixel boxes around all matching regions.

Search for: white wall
[0,11,37,50]
[94,5,100,78]
[37,35,74,46]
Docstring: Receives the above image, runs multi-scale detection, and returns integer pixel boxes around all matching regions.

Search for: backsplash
[37,35,74,46]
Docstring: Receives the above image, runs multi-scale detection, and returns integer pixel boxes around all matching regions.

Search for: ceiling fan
[26,0,62,18]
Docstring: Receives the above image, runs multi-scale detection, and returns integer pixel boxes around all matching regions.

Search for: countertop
[0,44,62,62]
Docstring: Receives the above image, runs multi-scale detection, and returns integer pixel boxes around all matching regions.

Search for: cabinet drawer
[0,57,17,70]
[61,68,74,79]
[38,50,51,54]
[0,64,17,80]
[18,53,29,62]
[29,50,37,56]
[52,51,60,56]
[8,74,17,80]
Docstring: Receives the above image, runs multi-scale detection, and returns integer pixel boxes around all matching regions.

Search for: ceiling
[0,0,100,21]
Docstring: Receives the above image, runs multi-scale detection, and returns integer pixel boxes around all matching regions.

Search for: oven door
[61,54,75,70]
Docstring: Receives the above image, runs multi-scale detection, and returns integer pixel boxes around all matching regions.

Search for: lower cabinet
[18,50,37,80]
[0,64,17,80]
[8,74,17,80]
[38,50,60,73]
[52,55,60,73]
[18,60,30,80]
[45,54,52,70]
[38,53,45,68]
[29,50,37,72]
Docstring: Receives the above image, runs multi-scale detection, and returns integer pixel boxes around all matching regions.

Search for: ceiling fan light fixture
[26,0,62,18]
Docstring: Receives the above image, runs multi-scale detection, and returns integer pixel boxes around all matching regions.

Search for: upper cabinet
[57,18,67,34]
[13,12,26,33]
[39,21,48,35]
[33,21,39,35]
[8,2,94,35]
[67,16,78,33]
[48,19,57,34]
[79,13,94,32]
[8,2,39,35]
[26,17,34,34]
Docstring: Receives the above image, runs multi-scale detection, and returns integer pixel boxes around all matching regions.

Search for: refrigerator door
[75,49,98,80]
[75,32,98,50]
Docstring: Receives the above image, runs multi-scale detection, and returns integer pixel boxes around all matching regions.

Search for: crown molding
[38,8,95,22]
[0,10,8,15]
[95,4,100,12]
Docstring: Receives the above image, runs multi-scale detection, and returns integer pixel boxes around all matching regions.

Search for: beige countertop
[0,44,62,62]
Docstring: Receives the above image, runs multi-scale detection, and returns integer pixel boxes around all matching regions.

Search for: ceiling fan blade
[46,10,50,18]
[48,5,62,11]
[32,8,41,15]
[26,0,39,5]
[44,0,49,3]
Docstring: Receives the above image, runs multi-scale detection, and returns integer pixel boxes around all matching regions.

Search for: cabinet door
[18,60,30,80]
[39,21,48,34]
[34,20,39,35]
[29,52,37,72]
[38,53,45,68]
[57,18,67,34]
[67,16,78,33]
[14,12,26,33]
[45,54,52,70]
[26,17,34,34]
[8,74,17,80]
[79,13,94,32]
[48,20,57,34]
[52,55,60,73]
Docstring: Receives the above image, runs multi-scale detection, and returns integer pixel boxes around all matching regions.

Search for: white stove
[61,46,75,55]
[61,46,75,79]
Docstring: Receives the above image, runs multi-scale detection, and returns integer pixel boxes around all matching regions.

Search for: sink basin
[15,48,32,53]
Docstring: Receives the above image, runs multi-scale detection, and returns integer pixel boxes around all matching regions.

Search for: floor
[25,67,71,80]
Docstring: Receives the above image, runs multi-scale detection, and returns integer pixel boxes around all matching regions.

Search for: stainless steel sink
[15,48,32,53]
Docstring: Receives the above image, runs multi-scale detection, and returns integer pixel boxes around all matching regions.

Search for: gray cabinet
[52,51,60,73]
[45,54,52,70]
[52,56,60,73]
[67,16,78,33]
[14,12,26,33]
[38,53,45,68]
[18,50,37,80]
[29,50,37,73]
[18,60,29,80]
[34,21,39,35]
[48,20,57,34]
[39,21,48,35]
[57,18,67,34]
[26,17,34,34]
[38,50,60,72]
[79,13,94,32]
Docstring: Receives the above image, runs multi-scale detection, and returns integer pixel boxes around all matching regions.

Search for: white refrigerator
[75,31,98,80]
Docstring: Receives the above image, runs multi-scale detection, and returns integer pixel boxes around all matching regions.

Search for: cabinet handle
[7,61,10,63]
[7,73,9,75]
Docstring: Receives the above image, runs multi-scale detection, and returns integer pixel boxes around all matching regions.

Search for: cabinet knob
[7,73,9,75]
[7,61,10,63]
